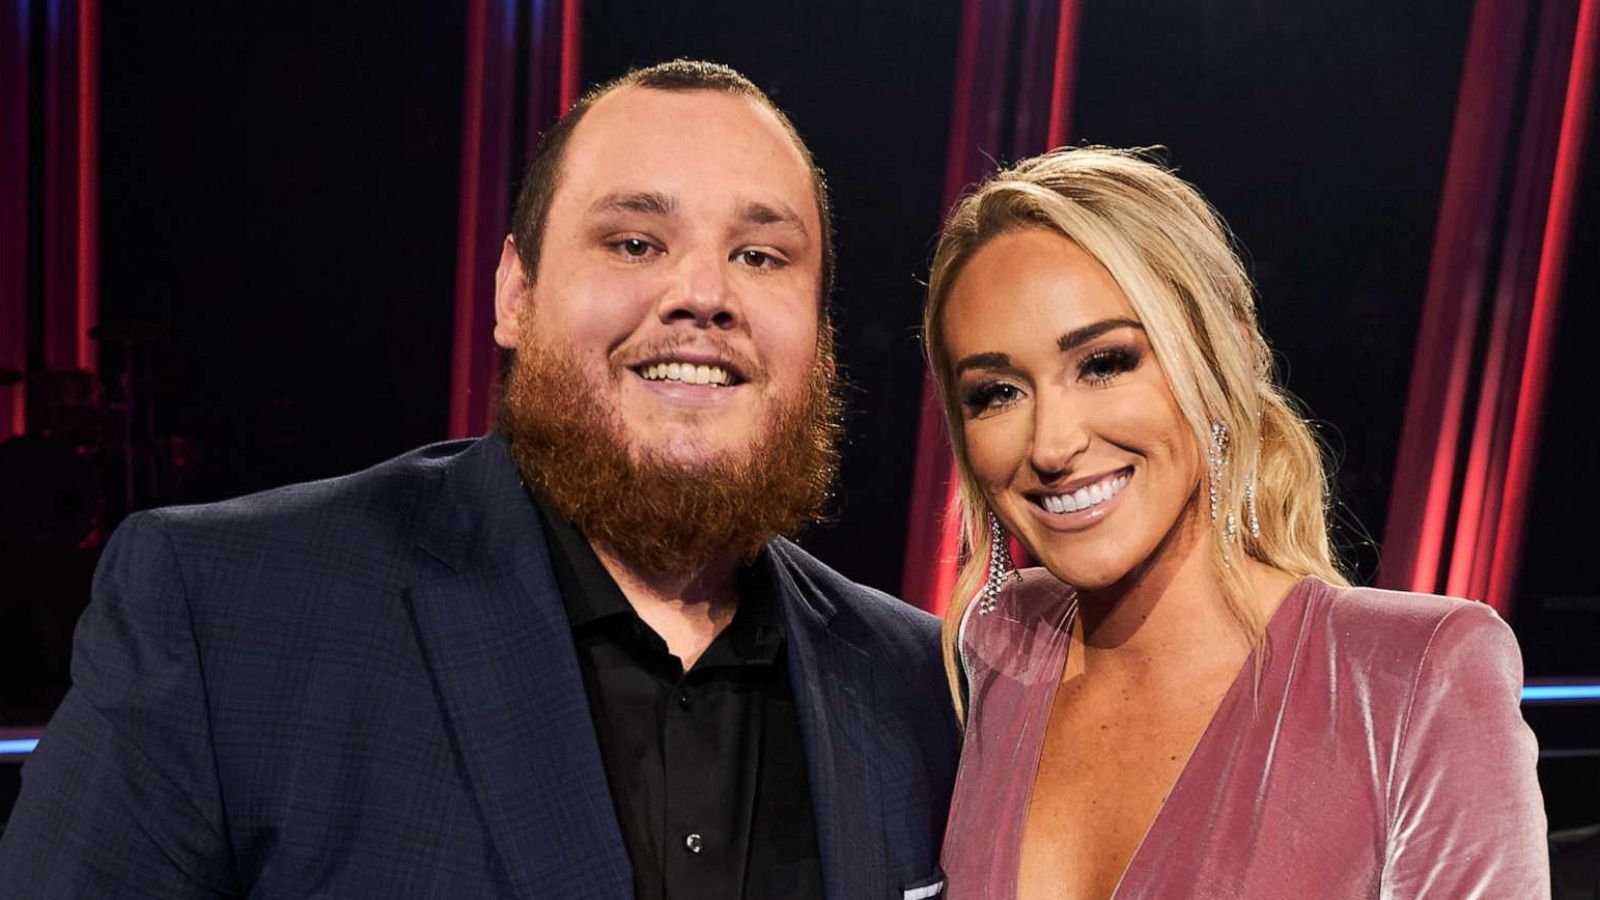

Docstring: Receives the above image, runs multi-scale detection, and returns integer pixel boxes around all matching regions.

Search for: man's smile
[638,362,734,386]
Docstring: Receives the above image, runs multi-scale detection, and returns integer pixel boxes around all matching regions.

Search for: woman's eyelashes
[961,380,1023,413]
[959,344,1142,413]
[1078,345,1141,386]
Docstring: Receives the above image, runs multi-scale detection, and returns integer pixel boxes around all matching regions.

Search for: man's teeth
[1041,472,1130,514]
[640,362,732,386]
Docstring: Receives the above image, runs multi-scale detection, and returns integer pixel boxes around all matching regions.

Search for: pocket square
[901,868,945,900]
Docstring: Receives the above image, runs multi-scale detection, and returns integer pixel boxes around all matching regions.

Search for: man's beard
[498,333,843,577]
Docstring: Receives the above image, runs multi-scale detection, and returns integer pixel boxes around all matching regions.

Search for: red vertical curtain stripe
[1380,0,1530,597]
[1,0,30,438]
[41,0,95,380]
[1382,0,1593,616]
[42,0,76,373]
[1487,0,1598,611]
[450,0,581,439]
[449,0,514,440]
[560,0,582,111]
[1445,1,1582,601]
[75,0,97,373]
[1044,0,1080,150]
[0,0,97,439]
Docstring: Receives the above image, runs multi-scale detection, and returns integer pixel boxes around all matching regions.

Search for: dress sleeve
[1382,602,1549,898]
[0,512,236,898]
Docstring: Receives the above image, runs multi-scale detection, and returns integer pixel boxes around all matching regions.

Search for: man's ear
[493,236,529,349]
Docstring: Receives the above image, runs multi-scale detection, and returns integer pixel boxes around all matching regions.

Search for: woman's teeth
[640,362,731,386]
[1040,471,1130,514]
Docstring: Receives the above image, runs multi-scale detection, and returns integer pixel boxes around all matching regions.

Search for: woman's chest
[1015,686,1225,900]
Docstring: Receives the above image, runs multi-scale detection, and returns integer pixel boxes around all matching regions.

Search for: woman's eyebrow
[954,351,1010,376]
[1057,317,1144,352]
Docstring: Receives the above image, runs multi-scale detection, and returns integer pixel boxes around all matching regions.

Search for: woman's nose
[1028,390,1090,478]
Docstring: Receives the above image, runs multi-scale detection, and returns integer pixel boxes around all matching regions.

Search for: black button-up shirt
[534,494,824,900]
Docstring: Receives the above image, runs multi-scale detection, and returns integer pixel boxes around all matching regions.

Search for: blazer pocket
[901,866,946,899]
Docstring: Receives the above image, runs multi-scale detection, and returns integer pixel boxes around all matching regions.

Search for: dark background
[4,0,1597,831]
[99,4,464,497]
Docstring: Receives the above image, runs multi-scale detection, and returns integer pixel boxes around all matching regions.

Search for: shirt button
[677,690,692,710]
[685,833,704,854]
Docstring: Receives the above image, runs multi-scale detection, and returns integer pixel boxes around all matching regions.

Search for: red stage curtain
[1381,0,1596,615]
[0,0,98,439]
[1486,0,1597,611]
[449,0,583,440]
[1,0,30,437]
[902,0,1083,614]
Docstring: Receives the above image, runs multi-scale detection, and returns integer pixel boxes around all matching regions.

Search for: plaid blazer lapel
[769,543,890,899]
[407,436,632,899]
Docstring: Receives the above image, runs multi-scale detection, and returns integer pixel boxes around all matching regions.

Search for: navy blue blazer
[0,435,959,898]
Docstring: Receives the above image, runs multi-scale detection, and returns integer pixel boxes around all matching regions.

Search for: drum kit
[0,321,180,550]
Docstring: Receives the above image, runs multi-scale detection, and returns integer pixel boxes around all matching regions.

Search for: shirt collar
[530,486,785,666]
[531,487,633,630]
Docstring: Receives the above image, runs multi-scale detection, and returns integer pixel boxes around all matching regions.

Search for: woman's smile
[1023,466,1134,532]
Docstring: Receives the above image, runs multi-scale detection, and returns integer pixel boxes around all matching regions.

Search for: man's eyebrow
[953,351,1011,376]
[1058,317,1144,352]
[589,190,678,217]
[740,200,808,236]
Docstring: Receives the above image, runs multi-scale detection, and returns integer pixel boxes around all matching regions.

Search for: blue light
[1522,684,1600,703]
[0,739,40,755]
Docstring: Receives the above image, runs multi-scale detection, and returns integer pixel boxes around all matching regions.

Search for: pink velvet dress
[940,571,1549,898]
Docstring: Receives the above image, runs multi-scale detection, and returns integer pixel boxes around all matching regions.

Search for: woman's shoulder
[1283,577,1522,698]
[1295,577,1511,647]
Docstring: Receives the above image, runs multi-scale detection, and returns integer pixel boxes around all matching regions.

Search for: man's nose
[659,248,741,329]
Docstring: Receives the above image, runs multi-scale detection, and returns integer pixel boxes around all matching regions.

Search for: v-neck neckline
[1015,576,1318,900]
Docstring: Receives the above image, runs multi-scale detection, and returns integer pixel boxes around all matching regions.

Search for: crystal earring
[1209,421,1238,546]
[979,512,1017,615]
[1245,475,1261,540]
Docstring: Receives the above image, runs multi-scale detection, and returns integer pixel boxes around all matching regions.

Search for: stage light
[1521,683,1600,703]
[0,738,40,756]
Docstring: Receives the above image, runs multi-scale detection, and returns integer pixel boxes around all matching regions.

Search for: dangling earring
[1209,421,1238,547]
[979,512,1017,615]
[1245,474,1261,540]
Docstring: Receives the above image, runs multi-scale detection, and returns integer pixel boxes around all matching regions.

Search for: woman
[926,147,1547,898]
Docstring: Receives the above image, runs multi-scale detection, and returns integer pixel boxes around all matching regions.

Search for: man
[0,61,959,898]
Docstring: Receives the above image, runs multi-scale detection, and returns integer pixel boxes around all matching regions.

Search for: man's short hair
[509,59,836,305]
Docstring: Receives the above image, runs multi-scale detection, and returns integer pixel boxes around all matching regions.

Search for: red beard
[498,332,843,576]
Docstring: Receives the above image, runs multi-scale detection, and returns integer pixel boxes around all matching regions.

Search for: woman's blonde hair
[924,147,1347,718]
